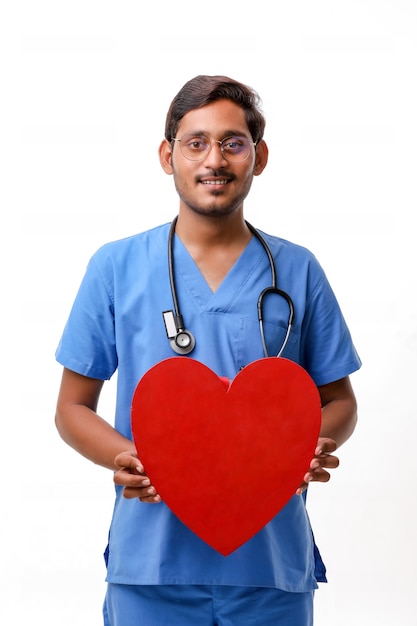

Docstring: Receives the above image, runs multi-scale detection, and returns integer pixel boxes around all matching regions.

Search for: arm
[296,375,358,494]
[55,367,160,501]
[319,375,358,446]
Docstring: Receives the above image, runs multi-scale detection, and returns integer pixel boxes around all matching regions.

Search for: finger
[296,485,307,496]
[140,493,162,504]
[123,486,161,503]
[312,468,331,483]
[315,438,337,455]
[113,469,150,488]
[304,467,331,484]
[313,453,340,470]
[302,460,338,485]
[296,480,309,496]
[114,452,144,474]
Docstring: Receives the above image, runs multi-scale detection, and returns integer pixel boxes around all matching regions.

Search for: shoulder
[258,229,324,277]
[258,229,316,258]
[90,223,170,267]
[254,230,332,306]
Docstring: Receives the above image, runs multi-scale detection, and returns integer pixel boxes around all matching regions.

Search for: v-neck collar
[172,233,265,312]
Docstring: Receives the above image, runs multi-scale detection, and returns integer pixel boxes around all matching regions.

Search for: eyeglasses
[172,133,256,163]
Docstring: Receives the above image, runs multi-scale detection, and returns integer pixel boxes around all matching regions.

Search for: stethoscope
[162,216,295,358]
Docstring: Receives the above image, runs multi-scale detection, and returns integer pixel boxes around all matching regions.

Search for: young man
[55,75,361,625]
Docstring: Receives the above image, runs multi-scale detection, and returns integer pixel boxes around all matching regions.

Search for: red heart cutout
[131,357,321,556]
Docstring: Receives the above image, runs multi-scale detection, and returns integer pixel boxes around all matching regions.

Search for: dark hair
[164,75,266,144]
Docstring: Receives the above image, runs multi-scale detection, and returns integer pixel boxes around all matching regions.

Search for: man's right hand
[114,451,162,503]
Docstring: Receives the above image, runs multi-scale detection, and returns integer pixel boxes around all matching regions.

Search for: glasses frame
[171,134,257,163]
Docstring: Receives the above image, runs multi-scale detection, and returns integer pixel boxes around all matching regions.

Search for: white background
[2,1,416,624]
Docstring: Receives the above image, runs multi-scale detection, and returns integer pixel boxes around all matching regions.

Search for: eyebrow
[181,129,250,138]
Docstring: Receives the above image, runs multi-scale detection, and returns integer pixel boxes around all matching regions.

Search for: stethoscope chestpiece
[171,330,196,355]
[163,310,196,355]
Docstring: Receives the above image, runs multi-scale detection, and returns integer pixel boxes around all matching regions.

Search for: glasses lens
[179,134,211,160]
[221,136,251,162]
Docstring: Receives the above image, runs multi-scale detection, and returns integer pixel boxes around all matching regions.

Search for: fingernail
[142,478,151,486]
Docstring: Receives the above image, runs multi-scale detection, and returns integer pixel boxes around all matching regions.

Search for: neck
[174,210,251,249]
[172,211,253,293]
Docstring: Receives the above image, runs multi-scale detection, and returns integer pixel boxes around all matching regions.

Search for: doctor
[55,75,361,626]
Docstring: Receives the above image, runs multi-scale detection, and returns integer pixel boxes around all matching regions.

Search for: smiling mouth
[201,179,229,185]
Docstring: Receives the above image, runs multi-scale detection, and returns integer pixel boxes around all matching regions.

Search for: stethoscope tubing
[167,217,184,329]
[166,217,295,358]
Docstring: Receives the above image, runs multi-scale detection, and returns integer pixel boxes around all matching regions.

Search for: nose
[203,140,228,168]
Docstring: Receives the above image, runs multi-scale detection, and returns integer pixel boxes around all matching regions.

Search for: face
[159,99,268,219]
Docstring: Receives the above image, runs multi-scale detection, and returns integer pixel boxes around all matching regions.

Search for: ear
[158,139,174,174]
[253,140,268,176]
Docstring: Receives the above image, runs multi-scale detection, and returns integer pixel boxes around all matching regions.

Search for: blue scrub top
[56,222,361,592]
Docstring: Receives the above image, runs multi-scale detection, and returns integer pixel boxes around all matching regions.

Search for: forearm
[297,377,357,493]
[318,376,358,448]
[320,399,357,447]
[55,405,135,471]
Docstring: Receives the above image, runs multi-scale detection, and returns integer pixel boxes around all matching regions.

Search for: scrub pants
[103,584,314,626]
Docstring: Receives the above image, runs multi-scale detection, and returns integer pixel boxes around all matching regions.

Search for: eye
[184,135,209,152]
[222,136,247,154]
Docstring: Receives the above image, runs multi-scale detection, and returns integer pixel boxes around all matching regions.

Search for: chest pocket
[237,316,300,370]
